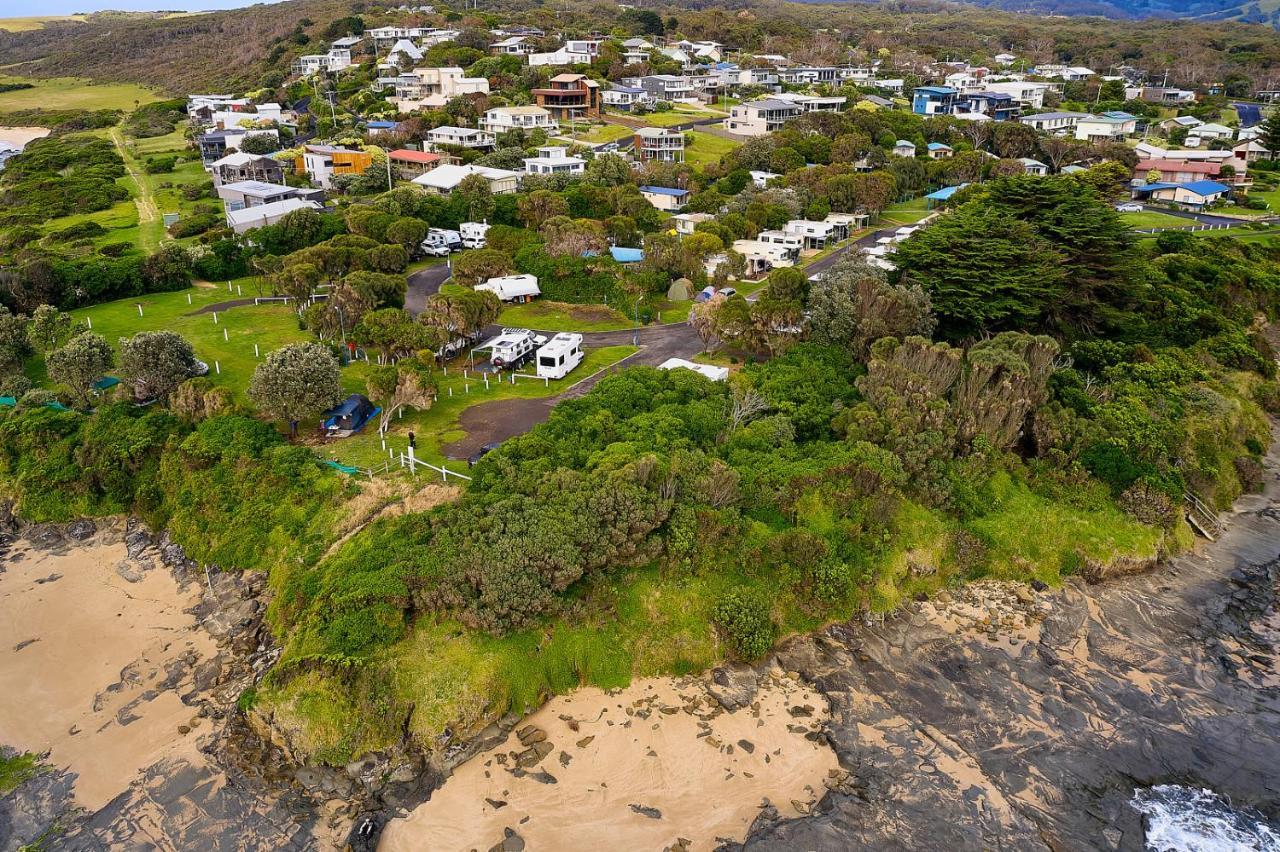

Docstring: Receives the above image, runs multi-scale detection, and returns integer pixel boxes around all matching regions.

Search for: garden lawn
[326,345,638,472]
[496,300,634,332]
[63,282,314,402]
[555,123,632,145]
[639,106,727,128]
[1120,210,1194,229]
[684,130,739,167]
[0,75,159,111]
[878,198,931,226]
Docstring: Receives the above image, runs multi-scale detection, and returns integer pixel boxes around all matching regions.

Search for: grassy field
[878,198,931,226]
[1120,210,1193,229]
[0,75,160,112]
[556,122,632,145]
[62,282,312,402]
[0,15,85,32]
[638,105,728,128]
[496,300,635,332]
[684,130,739,167]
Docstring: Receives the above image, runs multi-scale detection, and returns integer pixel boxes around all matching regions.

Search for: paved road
[804,214,936,279]
[405,261,451,315]
[1134,204,1252,227]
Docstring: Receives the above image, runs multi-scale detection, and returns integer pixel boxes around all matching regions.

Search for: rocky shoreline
[4,431,1280,850]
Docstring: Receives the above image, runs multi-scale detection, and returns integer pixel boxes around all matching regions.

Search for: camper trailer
[535,333,584,379]
[474,327,546,370]
[475,273,540,303]
[421,228,462,255]
[460,221,491,248]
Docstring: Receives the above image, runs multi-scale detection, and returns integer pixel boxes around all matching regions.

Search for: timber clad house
[532,74,602,120]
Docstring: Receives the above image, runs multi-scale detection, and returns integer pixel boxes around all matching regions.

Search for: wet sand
[379,676,840,851]
[0,537,214,811]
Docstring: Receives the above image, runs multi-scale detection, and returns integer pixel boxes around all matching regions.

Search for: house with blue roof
[1133,179,1230,210]
[956,91,1018,121]
[926,142,953,159]
[639,185,690,212]
[366,120,398,132]
[912,86,958,116]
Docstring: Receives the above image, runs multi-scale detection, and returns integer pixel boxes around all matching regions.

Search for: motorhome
[460,221,491,248]
[535,333,584,380]
[473,328,546,370]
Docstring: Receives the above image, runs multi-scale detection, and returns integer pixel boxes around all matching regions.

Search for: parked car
[468,441,502,467]
[718,287,737,298]
[1115,202,1144,213]
[419,242,451,257]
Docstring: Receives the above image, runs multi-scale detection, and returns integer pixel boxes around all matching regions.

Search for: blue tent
[323,394,380,436]
[93,376,120,392]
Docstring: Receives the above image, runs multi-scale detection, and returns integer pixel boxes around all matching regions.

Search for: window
[539,356,555,367]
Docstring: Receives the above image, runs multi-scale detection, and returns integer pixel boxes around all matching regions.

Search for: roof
[1136,159,1220,174]
[658,358,728,381]
[927,142,952,150]
[1021,112,1087,121]
[636,126,680,138]
[226,198,321,227]
[366,120,397,129]
[745,98,803,111]
[1135,180,1229,197]
[609,85,646,94]
[210,151,273,168]
[1019,157,1048,168]
[925,183,968,201]
[389,149,443,164]
[1101,110,1137,120]
[639,185,690,197]
[1080,113,1133,124]
[219,180,295,197]
[894,139,916,147]
[915,86,957,95]
[411,163,520,189]
[488,105,550,116]
[550,72,587,82]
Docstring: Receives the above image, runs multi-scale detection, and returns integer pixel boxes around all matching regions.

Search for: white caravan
[535,333,584,379]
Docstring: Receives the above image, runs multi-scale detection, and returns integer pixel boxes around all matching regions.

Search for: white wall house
[523,146,585,176]
[480,105,558,133]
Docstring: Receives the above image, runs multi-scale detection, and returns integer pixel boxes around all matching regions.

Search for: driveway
[405,261,451,316]
[440,321,702,459]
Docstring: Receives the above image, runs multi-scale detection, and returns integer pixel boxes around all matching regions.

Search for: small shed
[323,394,380,437]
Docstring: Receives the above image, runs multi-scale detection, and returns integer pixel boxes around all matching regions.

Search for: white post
[465,383,470,393]
[254,343,260,357]
[187,293,192,305]
[213,312,218,324]
[227,281,232,292]
[215,361,221,374]
[484,375,489,389]
[223,327,228,342]
[448,386,453,397]
[237,285,242,296]
[137,304,143,317]
[86,317,92,330]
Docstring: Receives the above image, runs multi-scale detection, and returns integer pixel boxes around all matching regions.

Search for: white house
[1019,157,1049,176]
[412,163,522,194]
[639,185,690,212]
[982,81,1050,110]
[724,99,804,136]
[490,35,535,55]
[523,146,585,176]
[226,198,322,234]
[391,67,489,109]
[480,105,558,134]
[426,126,496,149]
[1019,111,1087,134]
[783,219,838,249]
[476,273,541,303]
[672,212,714,236]
[385,39,423,65]
[528,47,594,67]
[1074,113,1138,142]
[749,170,781,188]
[892,140,917,158]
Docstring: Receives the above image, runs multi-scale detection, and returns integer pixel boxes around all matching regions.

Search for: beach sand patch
[379,674,840,851]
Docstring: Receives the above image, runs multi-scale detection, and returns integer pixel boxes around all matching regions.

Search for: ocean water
[1131,786,1280,851]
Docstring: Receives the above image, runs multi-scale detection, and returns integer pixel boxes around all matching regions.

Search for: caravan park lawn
[496,300,635,332]
[62,282,312,402]
[0,75,160,112]
[327,344,640,472]
[684,131,739,167]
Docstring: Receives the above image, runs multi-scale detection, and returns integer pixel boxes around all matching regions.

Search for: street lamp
[633,295,643,346]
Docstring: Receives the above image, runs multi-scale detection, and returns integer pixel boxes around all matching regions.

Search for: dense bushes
[0,134,127,226]
[712,588,776,660]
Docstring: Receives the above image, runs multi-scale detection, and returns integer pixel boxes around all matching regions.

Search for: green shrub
[711,588,776,660]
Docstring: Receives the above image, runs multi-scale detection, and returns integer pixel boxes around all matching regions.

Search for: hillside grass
[0,15,86,32]
[0,75,159,112]
[878,198,931,225]
[1120,210,1194,229]
[684,130,740,167]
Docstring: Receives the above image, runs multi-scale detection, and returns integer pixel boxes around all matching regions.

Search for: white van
[535,333,584,380]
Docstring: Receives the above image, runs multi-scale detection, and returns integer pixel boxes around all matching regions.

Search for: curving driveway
[405,261,452,316]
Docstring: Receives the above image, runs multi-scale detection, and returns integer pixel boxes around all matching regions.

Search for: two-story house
[425,126,497,150]
[911,86,959,116]
[532,74,601,120]
[724,99,804,136]
[208,152,285,187]
[634,127,685,163]
[480,106,558,134]
[523,146,586,176]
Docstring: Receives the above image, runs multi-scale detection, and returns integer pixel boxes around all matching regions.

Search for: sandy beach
[379,674,840,852]
[0,126,50,149]
[0,535,214,811]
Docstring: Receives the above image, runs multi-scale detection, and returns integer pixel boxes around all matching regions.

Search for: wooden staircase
[1184,490,1223,541]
